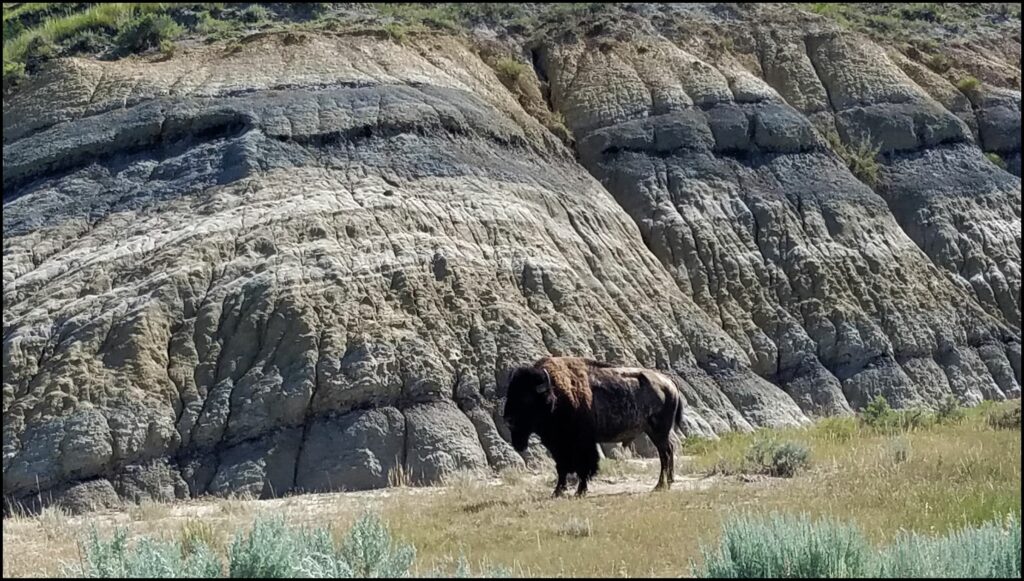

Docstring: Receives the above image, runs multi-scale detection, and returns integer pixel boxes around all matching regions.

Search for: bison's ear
[536,369,552,393]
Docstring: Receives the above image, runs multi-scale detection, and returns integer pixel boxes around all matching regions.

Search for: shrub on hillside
[22,35,59,75]
[926,52,951,73]
[114,13,182,56]
[825,131,880,187]
[956,75,981,92]
[493,57,528,81]
[3,60,27,92]
[986,152,1008,170]
[64,30,107,55]
[196,12,235,39]
[240,4,270,23]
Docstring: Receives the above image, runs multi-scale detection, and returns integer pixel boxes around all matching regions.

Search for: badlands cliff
[2,3,1020,512]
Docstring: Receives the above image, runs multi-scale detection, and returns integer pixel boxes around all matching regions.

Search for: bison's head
[502,366,554,452]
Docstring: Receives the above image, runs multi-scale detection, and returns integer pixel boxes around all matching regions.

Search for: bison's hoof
[552,488,567,498]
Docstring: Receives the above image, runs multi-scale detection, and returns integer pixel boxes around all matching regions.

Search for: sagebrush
[745,438,812,477]
[63,512,416,578]
[693,512,1022,578]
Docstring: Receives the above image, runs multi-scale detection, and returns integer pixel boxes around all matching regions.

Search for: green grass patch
[1,2,244,88]
[802,3,1018,46]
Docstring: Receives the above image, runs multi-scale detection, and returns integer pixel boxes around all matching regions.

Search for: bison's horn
[537,369,551,393]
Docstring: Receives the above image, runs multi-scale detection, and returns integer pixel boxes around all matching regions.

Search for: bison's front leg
[575,477,589,497]
[574,443,599,498]
[553,464,569,498]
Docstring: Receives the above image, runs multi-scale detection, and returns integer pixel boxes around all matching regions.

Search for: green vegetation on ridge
[805,2,1021,41]
[5,2,1018,95]
[1,2,614,91]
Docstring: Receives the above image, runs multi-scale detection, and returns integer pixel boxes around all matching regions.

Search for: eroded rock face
[3,7,1020,513]
[541,27,1019,417]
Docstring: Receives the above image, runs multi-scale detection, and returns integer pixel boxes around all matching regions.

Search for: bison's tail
[674,396,684,432]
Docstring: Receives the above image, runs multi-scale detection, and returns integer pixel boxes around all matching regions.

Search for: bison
[502,356,685,497]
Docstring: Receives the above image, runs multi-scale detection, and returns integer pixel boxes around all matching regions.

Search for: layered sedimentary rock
[535,16,1020,417]
[3,6,1020,512]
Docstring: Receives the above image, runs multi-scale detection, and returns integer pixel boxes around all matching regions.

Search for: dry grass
[556,516,594,538]
[441,468,488,499]
[37,505,76,542]
[2,401,1019,578]
[387,463,411,488]
[497,466,528,487]
[179,517,229,555]
[3,505,85,577]
[127,499,171,522]
[217,490,256,517]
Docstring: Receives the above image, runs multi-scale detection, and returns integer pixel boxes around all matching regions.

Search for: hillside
[2,3,1021,513]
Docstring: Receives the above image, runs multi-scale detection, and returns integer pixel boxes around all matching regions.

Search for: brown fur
[536,356,596,410]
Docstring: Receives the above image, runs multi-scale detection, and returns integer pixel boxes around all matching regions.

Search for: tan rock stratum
[2,4,1020,512]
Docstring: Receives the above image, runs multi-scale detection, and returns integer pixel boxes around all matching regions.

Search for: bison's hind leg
[653,447,670,492]
[647,425,677,492]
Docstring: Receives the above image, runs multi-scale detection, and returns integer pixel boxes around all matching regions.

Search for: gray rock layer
[3,16,1020,512]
